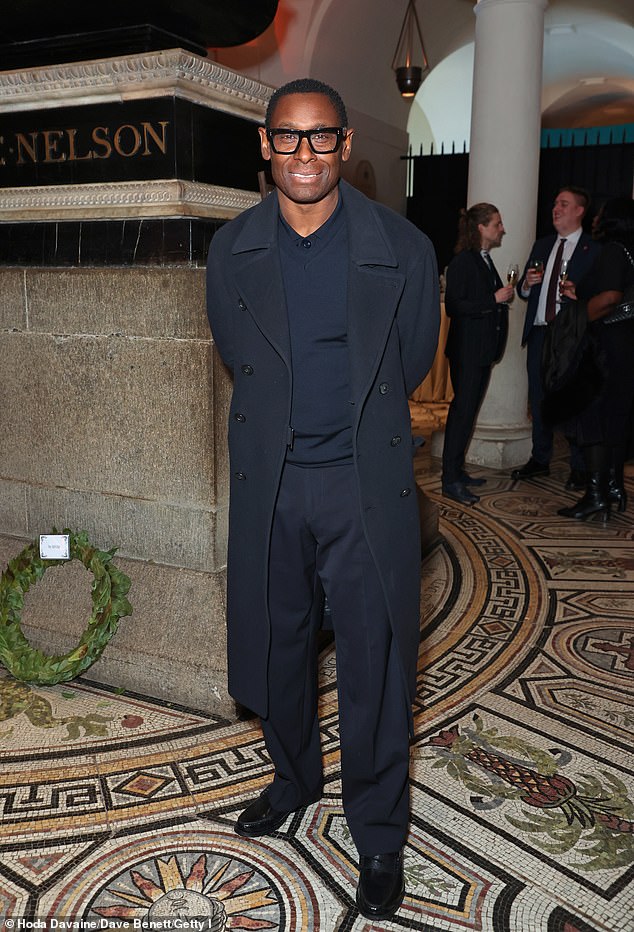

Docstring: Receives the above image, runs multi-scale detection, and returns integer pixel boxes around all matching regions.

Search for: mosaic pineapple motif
[459,742,577,810]
[543,549,632,579]
[425,716,634,870]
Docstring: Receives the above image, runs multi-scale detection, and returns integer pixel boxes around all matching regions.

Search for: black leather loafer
[235,788,321,837]
[442,481,479,505]
[460,471,487,487]
[511,458,550,481]
[356,850,404,920]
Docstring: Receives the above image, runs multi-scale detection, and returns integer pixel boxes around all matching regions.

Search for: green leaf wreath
[0,529,132,685]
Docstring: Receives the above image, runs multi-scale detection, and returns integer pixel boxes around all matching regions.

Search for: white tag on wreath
[39,534,70,560]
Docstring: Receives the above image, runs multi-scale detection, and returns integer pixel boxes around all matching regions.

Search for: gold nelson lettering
[6,121,170,165]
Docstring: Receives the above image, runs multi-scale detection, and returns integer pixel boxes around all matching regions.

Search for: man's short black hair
[558,184,591,214]
[265,78,348,130]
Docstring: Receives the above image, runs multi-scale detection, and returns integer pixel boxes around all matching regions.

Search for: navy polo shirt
[278,192,352,466]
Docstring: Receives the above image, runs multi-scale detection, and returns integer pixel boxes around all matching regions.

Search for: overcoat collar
[230,180,398,266]
[230,180,405,407]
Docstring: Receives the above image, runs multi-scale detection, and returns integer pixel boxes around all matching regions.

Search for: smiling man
[514,186,600,487]
[206,78,439,920]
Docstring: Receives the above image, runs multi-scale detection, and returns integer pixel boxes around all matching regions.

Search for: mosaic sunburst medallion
[91,852,278,929]
[40,828,329,930]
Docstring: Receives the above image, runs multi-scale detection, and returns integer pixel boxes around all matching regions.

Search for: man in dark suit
[513,186,601,484]
[206,78,439,920]
[442,204,514,504]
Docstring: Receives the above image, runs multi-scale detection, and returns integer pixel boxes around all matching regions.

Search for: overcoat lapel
[230,194,291,367]
[228,181,406,388]
[343,182,405,408]
[347,268,404,408]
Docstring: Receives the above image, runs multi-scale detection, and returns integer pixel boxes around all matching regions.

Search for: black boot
[558,471,611,522]
[607,464,627,513]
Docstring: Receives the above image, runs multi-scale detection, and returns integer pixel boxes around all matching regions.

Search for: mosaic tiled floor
[1,409,632,931]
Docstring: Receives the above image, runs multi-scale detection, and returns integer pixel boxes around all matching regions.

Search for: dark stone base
[1,1,279,69]
[0,218,223,267]
[0,26,206,71]
[0,99,264,191]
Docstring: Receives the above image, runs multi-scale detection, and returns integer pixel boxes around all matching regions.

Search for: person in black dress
[441,203,514,505]
[558,196,634,521]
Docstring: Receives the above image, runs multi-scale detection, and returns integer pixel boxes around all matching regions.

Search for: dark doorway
[406,137,634,269]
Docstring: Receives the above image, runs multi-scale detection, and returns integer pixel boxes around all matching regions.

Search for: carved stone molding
[0,179,262,221]
[0,49,273,120]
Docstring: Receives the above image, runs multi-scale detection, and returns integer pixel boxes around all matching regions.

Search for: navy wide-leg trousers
[261,461,411,855]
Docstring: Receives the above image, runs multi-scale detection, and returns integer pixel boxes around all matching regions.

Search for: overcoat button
[379,382,389,394]
[238,300,246,310]
[400,488,411,497]
[241,365,253,375]
[391,435,402,446]
[234,413,246,422]
[235,472,246,480]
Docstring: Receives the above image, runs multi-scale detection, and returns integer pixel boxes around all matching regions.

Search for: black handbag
[603,243,634,325]
[541,300,605,427]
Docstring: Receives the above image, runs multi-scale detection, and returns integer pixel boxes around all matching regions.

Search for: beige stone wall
[0,267,234,715]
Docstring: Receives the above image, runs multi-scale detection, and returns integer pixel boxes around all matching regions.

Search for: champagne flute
[528,258,544,275]
[558,259,569,299]
[507,263,519,294]
[558,258,569,284]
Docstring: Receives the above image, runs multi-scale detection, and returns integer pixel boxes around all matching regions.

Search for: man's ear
[342,129,354,163]
[258,126,271,161]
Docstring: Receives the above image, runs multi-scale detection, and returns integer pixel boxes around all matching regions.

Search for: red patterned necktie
[545,238,566,323]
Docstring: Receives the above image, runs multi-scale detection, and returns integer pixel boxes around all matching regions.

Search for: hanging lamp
[392,0,429,97]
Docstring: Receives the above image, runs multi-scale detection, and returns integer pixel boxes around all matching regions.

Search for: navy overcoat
[206,180,440,720]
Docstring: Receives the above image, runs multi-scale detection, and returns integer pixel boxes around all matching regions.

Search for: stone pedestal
[0,53,274,716]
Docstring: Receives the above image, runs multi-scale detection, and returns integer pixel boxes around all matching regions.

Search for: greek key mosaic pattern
[0,427,632,930]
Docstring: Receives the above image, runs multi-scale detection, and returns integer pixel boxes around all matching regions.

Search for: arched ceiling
[541,2,634,125]
[214,0,633,146]
[410,0,634,149]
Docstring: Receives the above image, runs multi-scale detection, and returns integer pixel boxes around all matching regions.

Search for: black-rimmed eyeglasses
[266,127,347,154]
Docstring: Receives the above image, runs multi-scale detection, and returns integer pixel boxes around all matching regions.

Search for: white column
[467,0,548,469]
